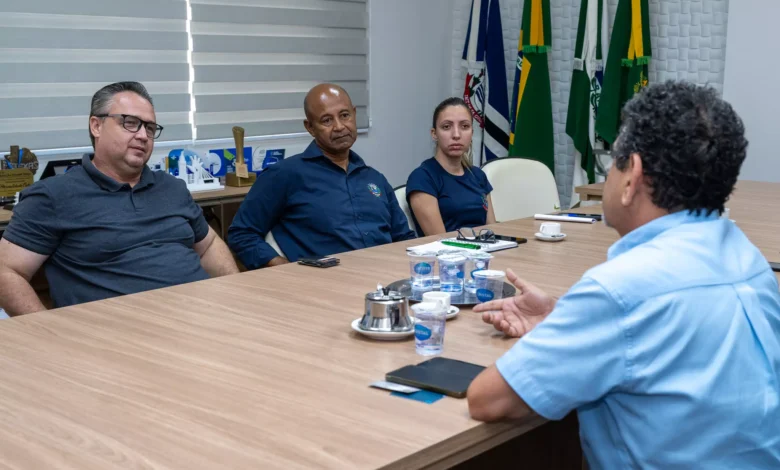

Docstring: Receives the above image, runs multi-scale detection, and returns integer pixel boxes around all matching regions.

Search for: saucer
[445,306,459,320]
[535,232,567,242]
[408,305,459,319]
[351,319,415,341]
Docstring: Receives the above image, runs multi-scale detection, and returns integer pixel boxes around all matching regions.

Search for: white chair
[393,185,416,232]
[481,157,560,222]
[265,230,284,258]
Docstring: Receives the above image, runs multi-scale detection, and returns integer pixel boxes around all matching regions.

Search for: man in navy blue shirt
[228,84,415,269]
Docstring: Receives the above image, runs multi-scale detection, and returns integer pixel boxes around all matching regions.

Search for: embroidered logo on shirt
[368,183,382,197]
[481,194,488,211]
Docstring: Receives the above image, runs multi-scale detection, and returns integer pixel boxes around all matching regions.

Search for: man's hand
[473,269,556,337]
[265,256,290,267]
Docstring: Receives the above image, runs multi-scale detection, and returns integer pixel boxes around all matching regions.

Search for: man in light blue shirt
[468,81,780,469]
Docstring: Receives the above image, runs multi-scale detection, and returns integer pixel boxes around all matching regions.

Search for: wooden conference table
[0,181,777,469]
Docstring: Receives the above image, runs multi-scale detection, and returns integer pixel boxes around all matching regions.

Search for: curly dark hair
[613,81,748,216]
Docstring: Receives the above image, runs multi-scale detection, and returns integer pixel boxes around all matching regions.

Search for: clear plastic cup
[408,251,437,291]
[473,270,506,303]
[465,251,494,292]
[412,301,447,356]
[437,252,468,293]
[422,291,451,310]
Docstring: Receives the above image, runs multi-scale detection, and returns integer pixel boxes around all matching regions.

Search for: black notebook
[386,357,486,398]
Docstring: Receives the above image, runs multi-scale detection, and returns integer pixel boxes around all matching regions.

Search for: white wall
[353,0,454,186]
[723,0,780,183]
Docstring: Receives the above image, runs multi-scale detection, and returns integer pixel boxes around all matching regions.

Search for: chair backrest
[481,157,560,222]
[265,230,284,258]
[393,185,416,232]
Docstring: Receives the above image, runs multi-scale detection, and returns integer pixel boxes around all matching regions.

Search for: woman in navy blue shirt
[406,97,496,236]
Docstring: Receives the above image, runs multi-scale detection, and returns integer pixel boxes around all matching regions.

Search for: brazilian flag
[509,0,555,176]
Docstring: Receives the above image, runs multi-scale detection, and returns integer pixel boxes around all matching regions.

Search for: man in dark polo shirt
[0,82,238,315]
[228,83,416,269]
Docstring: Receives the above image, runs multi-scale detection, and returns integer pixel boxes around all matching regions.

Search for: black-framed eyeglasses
[94,113,164,139]
[456,228,496,243]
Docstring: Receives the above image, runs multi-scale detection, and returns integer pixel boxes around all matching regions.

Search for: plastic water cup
[408,252,436,291]
[412,301,447,356]
[465,251,493,292]
[437,252,468,293]
[422,291,451,309]
[473,270,506,303]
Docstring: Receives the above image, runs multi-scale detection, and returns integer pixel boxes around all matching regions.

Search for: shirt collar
[82,153,155,192]
[301,140,366,173]
[607,210,721,260]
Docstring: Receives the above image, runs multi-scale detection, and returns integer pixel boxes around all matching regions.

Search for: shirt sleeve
[385,178,416,242]
[476,167,494,194]
[227,164,290,269]
[1,182,62,256]
[405,166,438,199]
[495,277,629,420]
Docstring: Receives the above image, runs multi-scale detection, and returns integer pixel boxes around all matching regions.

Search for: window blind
[190,0,369,141]
[0,0,192,151]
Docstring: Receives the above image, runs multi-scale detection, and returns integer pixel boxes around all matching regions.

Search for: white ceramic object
[539,222,562,236]
[535,232,567,242]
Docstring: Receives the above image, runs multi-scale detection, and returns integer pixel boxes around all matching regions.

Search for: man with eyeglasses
[0,81,238,315]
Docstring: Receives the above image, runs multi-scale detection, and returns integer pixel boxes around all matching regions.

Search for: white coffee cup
[422,291,451,309]
[539,222,562,236]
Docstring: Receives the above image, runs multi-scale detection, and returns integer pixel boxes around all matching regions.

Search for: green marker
[441,240,481,250]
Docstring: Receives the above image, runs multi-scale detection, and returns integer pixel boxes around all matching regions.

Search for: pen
[441,240,481,250]
[496,234,528,243]
[563,213,602,219]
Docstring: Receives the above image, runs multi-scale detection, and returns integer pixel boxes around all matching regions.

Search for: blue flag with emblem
[508,31,523,150]
[462,0,510,165]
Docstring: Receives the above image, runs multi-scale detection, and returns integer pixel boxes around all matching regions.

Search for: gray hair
[89,81,154,147]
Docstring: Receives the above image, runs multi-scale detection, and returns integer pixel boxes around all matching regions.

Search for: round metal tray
[385,277,516,306]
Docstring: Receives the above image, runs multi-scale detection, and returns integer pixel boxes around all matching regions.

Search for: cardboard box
[204,147,252,177]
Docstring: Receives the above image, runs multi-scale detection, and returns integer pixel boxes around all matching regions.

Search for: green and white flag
[566,0,610,206]
[595,0,652,145]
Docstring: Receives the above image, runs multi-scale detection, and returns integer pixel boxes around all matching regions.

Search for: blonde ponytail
[461,143,473,169]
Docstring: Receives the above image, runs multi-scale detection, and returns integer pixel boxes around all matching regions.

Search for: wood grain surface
[0,181,776,469]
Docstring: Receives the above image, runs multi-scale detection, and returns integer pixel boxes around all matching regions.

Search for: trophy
[0,145,36,201]
[225,126,256,187]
